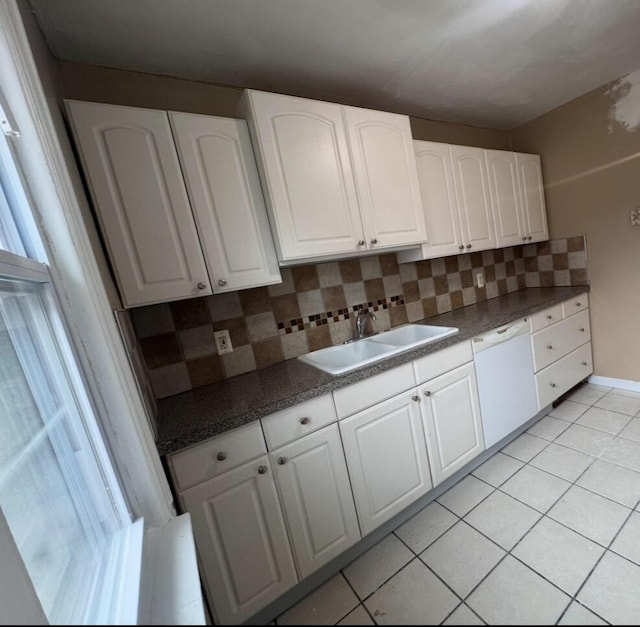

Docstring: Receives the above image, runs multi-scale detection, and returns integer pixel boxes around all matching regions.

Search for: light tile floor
[275,383,640,625]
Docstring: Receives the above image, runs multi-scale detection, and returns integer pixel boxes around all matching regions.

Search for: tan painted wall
[57,60,511,149]
[510,78,640,382]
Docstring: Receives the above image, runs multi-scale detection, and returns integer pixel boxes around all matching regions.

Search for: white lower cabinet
[179,454,297,625]
[418,362,484,486]
[339,392,432,536]
[270,424,360,579]
[531,295,594,409]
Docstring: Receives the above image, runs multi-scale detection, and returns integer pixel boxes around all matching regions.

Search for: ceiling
[26,0,640,130]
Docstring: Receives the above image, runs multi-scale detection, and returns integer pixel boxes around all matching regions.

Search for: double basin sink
[298,323,459,375]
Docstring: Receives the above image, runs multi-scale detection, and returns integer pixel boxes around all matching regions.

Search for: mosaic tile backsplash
[130,236,588,399]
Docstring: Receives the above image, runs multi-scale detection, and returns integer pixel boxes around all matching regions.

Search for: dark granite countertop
[156,286,589,456]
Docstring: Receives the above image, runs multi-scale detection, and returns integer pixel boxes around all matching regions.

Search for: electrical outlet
[214,329,233,355]
[476,272,485,288]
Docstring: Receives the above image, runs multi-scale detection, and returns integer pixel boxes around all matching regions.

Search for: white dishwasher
[473,317,538,449]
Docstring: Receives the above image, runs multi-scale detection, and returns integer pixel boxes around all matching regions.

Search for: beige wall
[57,60,511,149]
[510,78,640,381]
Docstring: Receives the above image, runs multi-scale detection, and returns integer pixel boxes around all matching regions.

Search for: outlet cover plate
[214,329,233,354]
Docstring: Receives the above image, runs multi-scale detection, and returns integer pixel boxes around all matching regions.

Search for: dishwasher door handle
[476,320,527,346]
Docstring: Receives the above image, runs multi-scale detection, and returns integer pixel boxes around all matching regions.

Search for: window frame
[0,1,205,624]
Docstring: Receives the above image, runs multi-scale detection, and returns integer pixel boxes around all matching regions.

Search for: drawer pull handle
[546,315,553,320]
[216,452,227,461]
[424,390,431,397]
[277,457,286,465]
[547,344,553,350]
[550,382,557,388]
[299,417,310,425]
[579,328,585,332]
[582,361,588,366]
[412,395,420,402]
[257,465,267,475]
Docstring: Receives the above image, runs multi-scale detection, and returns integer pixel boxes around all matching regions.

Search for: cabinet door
[450,145,496,252]
[339,392,431,536]
[169,113,281,293]
[180,456,297,625]
[419,362,484,486]
[65,100,210,307]
[413,140,463,257]
[485,149,526,247]
[271,424,360,579]
[242,90,365,260]
[343,106,427,250]
[516,153,549,243]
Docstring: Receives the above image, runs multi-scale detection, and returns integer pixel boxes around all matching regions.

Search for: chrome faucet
[355,309,376,339]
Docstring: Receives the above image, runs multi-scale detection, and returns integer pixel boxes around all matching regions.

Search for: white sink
[297,338,398,375]
[297,324,458,375]
[369,324,459,349]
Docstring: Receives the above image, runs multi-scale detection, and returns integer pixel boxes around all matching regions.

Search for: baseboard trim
[589,375,640,393]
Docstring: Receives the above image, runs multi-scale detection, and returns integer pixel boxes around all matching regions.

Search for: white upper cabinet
[398,141,496,263]
[486,150,549,246]
[65,101,281,307]
[240,90,364,260]
[240,90,426,262]
[343,106,426,250]
[485,149,525,247]
[65,100,211,307]
[515,152,549,243]
[398,140,463,261]
[169,112,281,293]
[449,144,496,253]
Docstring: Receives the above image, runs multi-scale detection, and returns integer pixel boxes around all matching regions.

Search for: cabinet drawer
[529,303,563,332]
[562,293,589,318]
[531,309,591,372]
[261,394,337,450]
[535,342,593,409]
[413,340,473,384]
[333,363,415,419]
[170,421,266,491]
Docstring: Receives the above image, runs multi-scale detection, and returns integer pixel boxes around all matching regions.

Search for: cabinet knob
[358,240,366,246]
[218,279,227,287]
[277,457,286,465]
[216,452,227,461]
[370,238,378,245]
[257,465,267,475]
[522,236,527,241]
[547,344,553,350]
[466,244,472,249]
[527,235,532,240]
[576,302,582,307]
[299,416,310,425]
[546,314,553,320]
[550,382,557,388]
[424,390,431,397]
[581,361,588,366]
[197,282,207,290]
[579,327,585,332]
[458,245,464,251]
[412,395,420,402]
